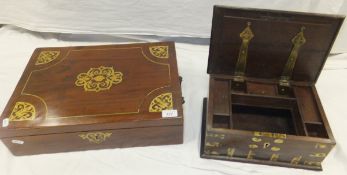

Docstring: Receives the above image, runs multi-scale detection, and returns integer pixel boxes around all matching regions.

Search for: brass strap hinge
[278,27,306,95]
[234,22,254,82]
[232,22,254,91]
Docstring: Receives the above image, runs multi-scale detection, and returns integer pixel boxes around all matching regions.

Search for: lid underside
[207,6,345,84]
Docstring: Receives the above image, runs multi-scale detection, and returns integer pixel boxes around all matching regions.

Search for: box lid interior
[0,42,183,138]
[207,6,344,84]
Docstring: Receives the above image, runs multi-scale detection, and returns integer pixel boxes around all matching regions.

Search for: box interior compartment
[231,104,296,135]
[211,78,329,138]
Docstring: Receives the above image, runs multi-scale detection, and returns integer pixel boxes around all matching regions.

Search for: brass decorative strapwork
[35,51,60,65]
[79,132,112,144]
[234,22,254,81]
[149,92,173,112]
[75,66,123,92]
[9,102,36,121]
[280,27,306,86]
[149,46,169,59]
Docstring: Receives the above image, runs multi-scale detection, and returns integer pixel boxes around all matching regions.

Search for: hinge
[278,27,306,96]
[232,22,254,91]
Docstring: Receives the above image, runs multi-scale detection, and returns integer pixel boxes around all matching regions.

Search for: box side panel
[201,126,334,170]
[2,125,183,156]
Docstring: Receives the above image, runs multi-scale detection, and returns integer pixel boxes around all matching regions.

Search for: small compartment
[212,115,231,129]
[213,79,230,115]
[305,123,328,138]
[246,82,277,96]
[232,105,296,134]
[229,93,306,136]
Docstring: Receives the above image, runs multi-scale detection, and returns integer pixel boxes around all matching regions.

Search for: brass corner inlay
[234,22,254,81]
[149,92,173,112]
[149,46,169,59]
[35,51,60,65]
[79,132,112,144]
[9,102,36,121]
[75,66,123,92]
[280,27,306,86]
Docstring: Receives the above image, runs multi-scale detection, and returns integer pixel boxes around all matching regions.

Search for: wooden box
[200,6,344,170]
[0,42,183,155]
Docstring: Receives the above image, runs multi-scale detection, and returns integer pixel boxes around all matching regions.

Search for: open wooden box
[200,6,344,170]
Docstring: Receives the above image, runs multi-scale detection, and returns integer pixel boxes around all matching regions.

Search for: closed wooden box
[0,42,183,155]
[200,6,344,170]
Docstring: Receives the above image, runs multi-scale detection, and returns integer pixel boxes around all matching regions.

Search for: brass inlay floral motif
[75,66,123,92]
[227,148,235,157]
[35,51,60,65]
[247,150,255,159]
[304,161,321,166]
[274,139,284,144]
[9,102,36,121]
[310,153,326,158]
[315,143,327,149]
[252,137,262,142]
[149,46,169,59]
[270,154,280,161]
[206,133,225,140]
[271,146,281,151]
[149,92,173,112]
[205,142,220,148]
[290,156,302,165]
[254,131,287,139]
[79,132,112,144]
[249,144,258,149]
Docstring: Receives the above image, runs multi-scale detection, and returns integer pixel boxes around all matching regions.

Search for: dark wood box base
[200,78,336,170]
[201,98,325,170]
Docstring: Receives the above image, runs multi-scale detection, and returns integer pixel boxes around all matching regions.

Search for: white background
[0,0,346,52]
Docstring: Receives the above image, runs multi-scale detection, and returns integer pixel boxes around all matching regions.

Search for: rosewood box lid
[0,42,183,138]
[207,6,344,85]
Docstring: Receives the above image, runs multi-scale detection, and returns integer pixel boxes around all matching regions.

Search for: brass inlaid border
[49,85,170,119]
[20,46,172,120]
